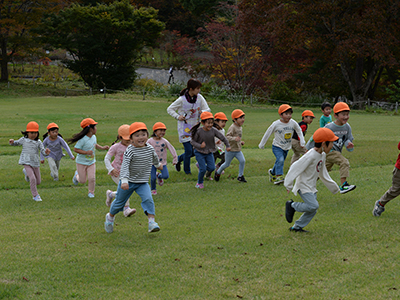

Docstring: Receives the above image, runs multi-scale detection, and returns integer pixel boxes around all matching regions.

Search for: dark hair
[67,124,96,144]
[43,127,63,140]
[314,141,330,148]
[213,120,222,130]
[21,131,39,141]
[180,78,202,96]
[130,129,149,139]
[281,108,293,115]
[111,135,121,146]
[321,102,332,110]
[190,118,213,137]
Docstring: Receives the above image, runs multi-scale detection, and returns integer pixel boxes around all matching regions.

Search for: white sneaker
[23,169,29,182]
[88,193,95,198]
[33,195,42,202]
[104,213,114,233]
[148,220,160,233]
[106,190,114,207]
[72,170,78,185]
[123,207,137,217]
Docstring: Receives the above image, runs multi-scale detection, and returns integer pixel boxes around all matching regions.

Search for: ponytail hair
[213,120,222,130]
[67,125,95,144]
[190,122,202,137]
[111,135,120,146]
[180,78,202,96]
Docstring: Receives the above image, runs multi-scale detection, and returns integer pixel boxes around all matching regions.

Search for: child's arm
[319,155,340,194]
[293,121,306,147]
[74,148,92,155]
[214,129,231,152]
[343,124,354,151]
[284,157,309,192]
[152,148,163,170]
[104,146,119,177]
[9,137,23,146]
[38,141,50,156]
[59,137,75,160]
[258,123,275,149]
[95,143,109,151]
[165,139,178,165]
[190,131,204,149]
[319,116,325,128]
[40,138,49,162]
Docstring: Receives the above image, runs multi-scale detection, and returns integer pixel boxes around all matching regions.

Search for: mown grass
[1,93,400,299]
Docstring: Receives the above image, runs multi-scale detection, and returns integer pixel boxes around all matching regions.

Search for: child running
[259,104,305,185]
[284,128,340,232]
[105,122,163,233]
[191,112,231,188]
[104,125,136,217]
[40,122,75,181]
[147,122,178,195]
[204,112,228,179]
[67,118,109,198]
[290,110,315,165]
[306,102,356,194]
[372,140,400,217]
[9,121,51,201]
[214,109,246,183]
[320,101,332,128]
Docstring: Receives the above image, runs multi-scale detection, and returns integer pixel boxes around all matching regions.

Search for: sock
[379,201,385,207]
[107,213,115,222]
[148,217,155,223]
[123,206,129,210]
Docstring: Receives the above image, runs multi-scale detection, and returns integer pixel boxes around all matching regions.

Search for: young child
[9,121,51,201]
[290,110,315,165]
[67,118,109,198]
[306,102,356,194]
[104,124,136,217]
[214,109,246,183]
[204,112,228,179]
[259,104,305,185]
[40,122,75,181]
[104,122,163,233]
[284,128,340,232]
[147,122,178,195]
[372,140,400,217]
[190,112,231,188]
[320,101,332,127]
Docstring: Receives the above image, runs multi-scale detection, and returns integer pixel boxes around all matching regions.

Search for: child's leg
[47,157,59,179]
[76,163,87,184]
[380,167,400,206]
[24,165,39,197]
[217,151,235,174]
[290,139,306,165]
[182,141,194,174]
[327,151,350,184]
[292,191,319,229]
[205,152,216,173]
[110,181,135,216]
[272,145,288,176]
[194,150,207,184]
[150,165,157,190]
[109,175,131,208]
[87,164,96,194]
[235,151,246,177]
[206,151,218,177]
[159,165,169,180]
[135,183,155,216]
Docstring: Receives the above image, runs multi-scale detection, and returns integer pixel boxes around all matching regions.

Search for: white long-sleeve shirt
[284,149,340,196]
[259,119,305,150]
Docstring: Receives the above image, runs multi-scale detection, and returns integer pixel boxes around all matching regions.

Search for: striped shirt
[120,144,161,184]
[12,137,47,167]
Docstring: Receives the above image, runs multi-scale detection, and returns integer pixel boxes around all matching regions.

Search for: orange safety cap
[201,111,214,120]
[301,110,315,118]
[278,104,292,115]
[47,122,59,130]
[214,112,228,121]
[153,122,167,131]
[129,122,148,135]
[80,118,98,128]
[333,102,350,114]
[313,128,339,143]
[26,121,39,132]
[231,109,245,119]
[118,125,130,140]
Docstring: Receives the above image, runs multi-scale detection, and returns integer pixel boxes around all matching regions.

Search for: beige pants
[291,139,306,165]
[380,167,400,205]
[76,163,96,194]
[325,151,350,179]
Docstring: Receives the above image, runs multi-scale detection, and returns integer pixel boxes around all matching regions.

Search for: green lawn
[1,93,399,299]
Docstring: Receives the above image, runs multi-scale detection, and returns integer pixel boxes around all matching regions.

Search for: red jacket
[396,141,400,169]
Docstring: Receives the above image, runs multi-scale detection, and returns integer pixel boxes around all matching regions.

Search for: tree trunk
[0,39,9,82]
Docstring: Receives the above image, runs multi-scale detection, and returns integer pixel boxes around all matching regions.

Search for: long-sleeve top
[306,122,354,153]
[292,121,307,140]
[11,137,47,167]
[259,119,305,150]
[226,123,243,152]
[119,144,161,184]
[191,127,230,154]
[147,137,178,165]
[284,148,340,196]
[320,115,332,128]
[104,142,128,174]
[40,136,74,161]
[215,128,226,152]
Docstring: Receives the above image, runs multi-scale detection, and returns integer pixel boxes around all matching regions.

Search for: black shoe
[285,200,295,223]
[175,161,181,172]
[289,226,309,233]
[237,175,247,183]
[214,173,220,182]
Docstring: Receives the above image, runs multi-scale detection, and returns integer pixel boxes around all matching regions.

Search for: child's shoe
[372,200,385,217]
[274,176,285,185]
[175,161,181,172]
[72,170,79,185]
[157,174,164,186]
[268,169,275,183]
[88,193,95,198]
[237,175,247,183]
[285,200,295,223]
[33,195,42,202]
[123,207,137,217]
[151,190,157,195]
[104,213,114,233]
[206,176,213,181]
[23,169,30,182]
[195,183,204,189]
[214,172,221,182]
[148,220,160,233]
[289,226,309,233]
[340,181,356,194]
[106,190,114,207]
[53,177,59,181]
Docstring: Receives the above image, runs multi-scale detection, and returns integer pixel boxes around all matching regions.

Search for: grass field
[1,93,400,299]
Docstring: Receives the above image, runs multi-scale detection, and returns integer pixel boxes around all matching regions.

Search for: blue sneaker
[33,195,42,202]
[104,213,114,233]
[72,171,79,185]
[88,193,95,198]
[148,220,160,233]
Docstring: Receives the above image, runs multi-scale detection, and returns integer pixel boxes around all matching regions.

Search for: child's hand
[241,141,245,145]
[45,148,51,155]
[121,183,129,190]
[226,147,231,152]
[287,189,290,194]
[41,160,44,164]
[71,157,75,161]
[347,142,354,149]
[235,136,241,142]
[110,169,119,177]
[200,142,206,148]
[158,164,164,171]
[86,150,93,156]
[103,145,110,150]
[9,139,14,145]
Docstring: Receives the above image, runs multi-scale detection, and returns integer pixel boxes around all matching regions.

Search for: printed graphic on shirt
[316,160,323,172]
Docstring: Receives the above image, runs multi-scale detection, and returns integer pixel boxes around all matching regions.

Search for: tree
[0,0,66,82]
[38,0,164,89]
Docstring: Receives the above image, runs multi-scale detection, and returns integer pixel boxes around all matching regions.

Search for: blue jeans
[150,165,169,190]
[217,151,245,177]
[272,145,288,176]
[110,181,155,216]
[178,141,194,174]
[292,191,319,229]
[194,150,215,184]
